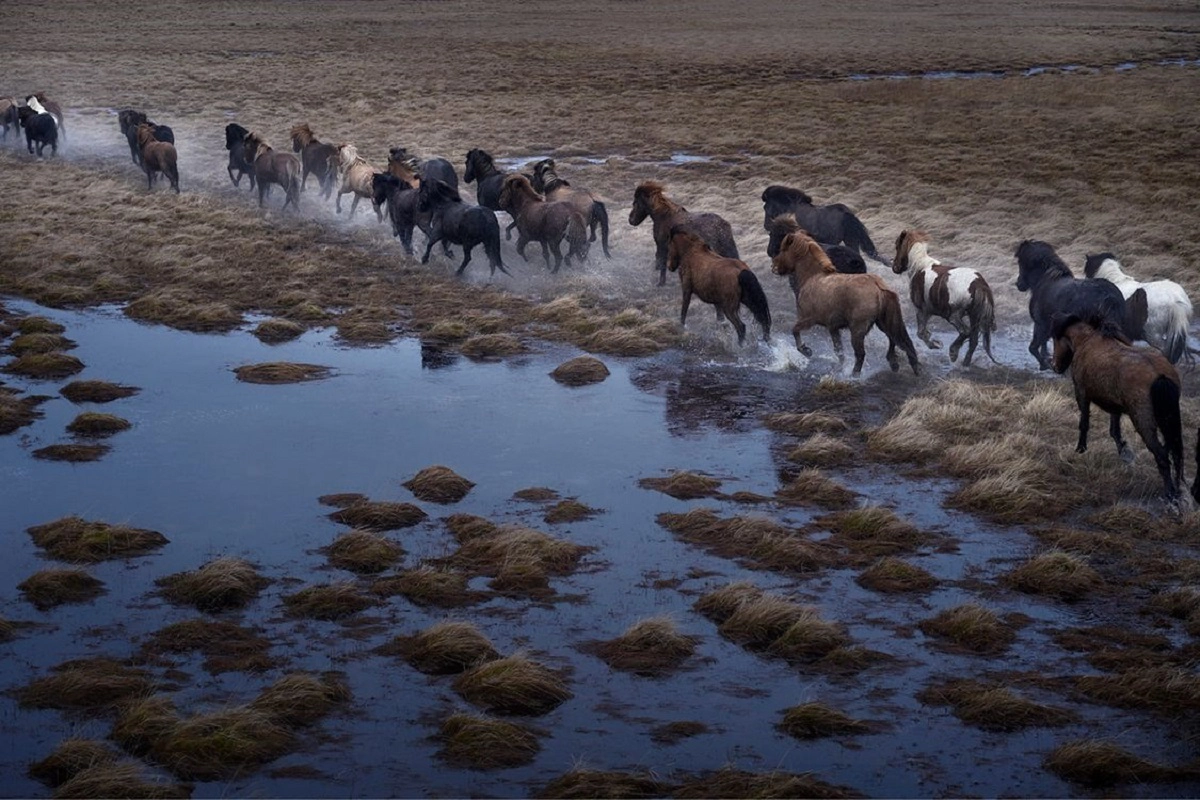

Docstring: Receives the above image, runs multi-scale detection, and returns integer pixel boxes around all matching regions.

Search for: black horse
[463,148,507,209]
[417,179,509,278]
[761,185,889,266]
[18,107,57,157]
[1015,239,1144,370]
[420,156,458,191]
[766,214,866,274]
[372,173,450,259]
[224,123,256,189]
[119,110,173,165]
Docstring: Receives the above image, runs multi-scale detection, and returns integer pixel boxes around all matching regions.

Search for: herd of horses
[4,98,1198,505]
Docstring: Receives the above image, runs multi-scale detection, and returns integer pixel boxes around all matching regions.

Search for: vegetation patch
[59,380,140,404]
[649,720,710,745]
[0,385,46,434]
[52,761,191,799]
[28,738,121,788]
[460,333,526,359]
[67,412,131,437]
[149,707,295,781]
[817,506,932,560]
[141,619,275,674]
[437,713,542,770]
[945,464,1073,524]
[1003,551,1103,602]
[638,471,723,499]
[693,582,764,625]
[586,616,699,677]
[252,318,305,344]
[550,355,610,386]
[380,621,500,674]
[452,654,572,715]
[329,500,427,530]
[335,319,395,345]
[674,766,862,799]
[402,465,475,504]
[512,487,559,503]
[444,525,591,597]
[769,608,852,663]
[763,411,849,436]
[543,499,601,524]
[777,702,877,740]
[156,557,269,611]
[787,433,855,467]
[1086,504,1156,538]
[3,352,85,380]
[1076,666,1200,715]
[534,768,670,799]
[232,362,331,384]
[444,513,499,542]
[125,293,243,333]
[657,509,830,574]
[16,316,66,335]
[856,558,937,593]
[28,516,168,563]
[317,492,368,508]
[250,672,351,727]
[370,566,485,607]
[1044,740,1178,788]
[1028,525,1132,556]
[282,582,377,620]
[919,604,1016,655]
[583,327,663,357]
[322,529,404,574]
[6,332,76,355]
[16,657,154,713]
[33,443,110,462]
[18,569,106,610]
[775,469,858,509]
[916,679,1077,731]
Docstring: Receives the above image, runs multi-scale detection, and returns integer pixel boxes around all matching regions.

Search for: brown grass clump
[818,506,931,559]
[335,319,395,345]
[59,380,140,404]
[402,465,475,504]
[16,316,65,335]
[544,499,601,524]
[1044,740,1177,788]
[381,621,500,674]
[424,320,471,343]
[156,557,269,612]
[18,569,106,610]
[437,713,542,770]
[282,582,377,620]
[52,761,191,799]
[1076,666,1200,714]
[777,702,876,739]
[111,696,180,756]
[1086,504,1157,537]
[33,443,110,462]
[28,739,121,787]
[583,327,662,357]
[27,516,168,563]
[6,332,76,355]
[916,679,1077,732]
[769,610,852,663]
[329,500,427,530]
[589,616,699,677]
[460,333,527,359]
[657,509,830,574]
[1145,587,1200,621]
[649,720,710,745]
[945,462,1073,524]
[142,619,275,674]
[674,766,861,799]
[775,469,858,509]
[152,707,295,781]
[3,352,84,380]
[452,653,572,715]
[250,672,351,727]
[856,558,938,593]
[0,385,45,433]
[811,376,861,403]
[716,593,811,649]
[1028,525,1133,556]
[693,582,764,624]
[919,603,1016,655]
[370,566,485,607]
[322,529,404,574]
[787,433,856,467]
[232,362,331,384]
[446,525,591,595]
[638,471,722,499]
[252,318,305,344]
[125,294,243,333]
[534,768,670,799]
[16,657,154,712]
[513,487,560,502]
[1004,551,1103,602]
[317,492,368,508]
[66,412,131,437]
[762,411,849,436]
[550,355,610,386]
[0,616,19,642]
[444,513,499,542]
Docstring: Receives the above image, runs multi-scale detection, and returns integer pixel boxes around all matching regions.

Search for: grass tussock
[787,432,856,467]
[156,557,269,611]
[283,582,378,620]
[323,529,404,574]
[1044,740,1178,788]
[919,603,1016,654]
[763,411,849,436]
[33,443,110,462]
[460,333,527,359]
[916,679,1077,731]
[424,319,472,342]
[534,768,669,799]
[674,766,861,799]
[817,506,932,559]
[0,385,45,433]
[252,318,305,344]
[142,619,275,674]
[59,380,140,404]
[232,362,331,384]
[1076,666,1200,714]
[317,492,367,508]
[710,590,846,658]
[638,471,723,499]
[1029,525,1133,556]
[66,412,131,437]
[445,525,591,596]
[28,738,120,788]
[402,465,475,504]
[775,468,858,509]
[329,500,428,530]
[544,499,601,524]
[16,316,65,335]
[649,720,710,744]
[370,566,485,607]
[512,487,559,502]
[1004,551,1103,601]
[1145,587,1200,620]
[769,609,852,663]
[249,672,351,727]
[855,557,938,593]
[453,653,572,715]
[125,293,243,332]
[582,327,664,357]
[0,616,21,642]
[335,319,395,345]
[658,508,831,574]
[777,702,876,740]
[17,657,153,712]
[437,713,542,770]
[811,376,861,403]
[6,332,76,355]
[28,516,168,563]
[52,761,191,799]
[149,706,295,781]
[1085,504,1157,537]
[589,616,699,676]
[693,582,764,624]
[3,352,84,380]
[381,621,500,674]
[550,355,610,386]
[19,569,106,610]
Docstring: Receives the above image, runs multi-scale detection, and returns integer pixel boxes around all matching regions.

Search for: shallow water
[845,57,1200,81]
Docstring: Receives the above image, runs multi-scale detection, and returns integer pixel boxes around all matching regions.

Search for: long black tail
[485,215,510,276]
[1150,374,1184,495]
[977,283,999,364]
[836,205,888,266]
[738,269,771,342]
[879,290,920,374]
[593,201,611,258]
[1191,427,1200,504]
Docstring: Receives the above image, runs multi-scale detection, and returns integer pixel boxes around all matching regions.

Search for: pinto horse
[531,159,610,258]
[772,230,919,376]
[224,123,256,189]
[334,144,383,220]
[243,132,300,211]
[1015,239,1143,370]
[761,185,888,266]
[498,174,588,273]
[26,94,64,142]
[18,106,57,157]
[136,123,178,192]
[630,181,739,287]
[1084,253,1192,364]
[767,214,866,274]
[1052,314,1184,501]
[417,179,509,278]
[667,228,770,346]
[290,123,339,199]
[893,229,997,366]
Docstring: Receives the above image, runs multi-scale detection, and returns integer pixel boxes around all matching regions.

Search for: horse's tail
[485,213,510,276]
[288,162,302,207]
[1162,295,1191,365]
[592,201,611,258]
[567,212,589,261]
[880,289,920,374]
[1150,374,1184,494]
[838,207,888,266]
[738,268,771,342]
[976,280,999,364]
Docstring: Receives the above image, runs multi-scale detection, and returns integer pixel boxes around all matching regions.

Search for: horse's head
[224,123,246,151]
[665,226,697,273]
[1014,239,1037,291]
[119,109,145,136]
[242,132,268,162]
[761,185,812,230]
[1015,239,1071,291]
[464,148,486,184]
[497,174,531,211]
[892,229,928,275]
[371,172,400,206]
[629,181,665,227]
[135,123,156,148]
[766,214,801,258]
[1050,313,1085,373]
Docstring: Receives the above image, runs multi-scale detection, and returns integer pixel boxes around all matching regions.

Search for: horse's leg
[680,291,693,329]
[1074,391,1090,453]
[956,311,977,366]
[336,187,345,214]
[549,241,564,274]
[850,326,869,376]
[884,329,902,372]
[350,194,361,218]
[727,307,747,347]
[656,241,668,286]
[516,234,531,263]
[1131,412,1177,498]
[300,166,309,191]
[1030,319,1051,370]
[421,227,441,265]
[917,308,940,350]
[457,244,474,277]
[400,224,414,257]
[257,182,266,208]
[1109,412,1134,464]
[228,165,239,187]
[829,328,845,364]
[505,218,518,241]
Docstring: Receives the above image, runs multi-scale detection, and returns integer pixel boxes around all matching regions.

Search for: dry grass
[18,568,106,610]
[693,582,765,625]
[460,333,527,359]
[0,385,46,433]
[787,433,856,467]
[126,294,243,332]
[252,318,305,344]
[27,516,168,563]
[588,616,699,677]
[33,443,110,462]
[855,558,938,593]
[402,465,475,504]
[317,492,367,508]
[638,471,723,500]
[369,566,485,607]
[916,679,1077,731]
[151,707,295,780]
[59,380,140,404]
[657,508,831,574]
[6,332,76,355]
[142,619,275,674]
[16,316,65,335]
[544,499,601,524]
[3,352,84,380]
[437,713,542,770]
[534,769,670,799]
[919,603,1016,655]
[817,506,932,560]
[1086,504,1157,537]
[1044,740,1178,788]
[322,529,404,574]
[380,621,500,674]
[1076,666,1200,715]
[111,696,180,756]
[444,513,499,542]
[674,767,861,799]
[445,524,591,596]
[512,487,559,503]
[1003,551,1104,602]
[17,657,154,712]
[769,610,852,663]
[28,739,120,787]
[52,761,191,799]
[282,582,377,620]
[775,469,858,509]
[328,500,428,530]
[762,411,849,436]
[649,721,710,745]
[250,672,351,727]
[232,362,331,384]
[550,355,610,386]
[1028,525,1133,556]
[452,653,573,715]
[1145,587,1200,621]
[66,411,131,436]
[156,557,269,611]
[777,702,876,740]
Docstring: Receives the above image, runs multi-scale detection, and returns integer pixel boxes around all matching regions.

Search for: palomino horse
[224,123,256,189]
[26,94,65,142]
[531,158,610,258]
[136,123,178,193]
[629,181,739,286]
[243,132,300,211]
[497,174,588,273]
[772,230,919,375]
[761,185,888,266]
[767,214,865,274]
[667,228,770,346]
[1015,239,1144,370]
[1084,253,1192,364]
[417,179,509,278]
[1052,314,1184,501]
[290,123,339,199]
[334,144,383,220]
[893,229,997,366]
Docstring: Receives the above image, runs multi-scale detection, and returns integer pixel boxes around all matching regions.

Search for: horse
[18,106,57,157]
[243,131,300,211]
[26,93,64,142]
[387,148,421,188]
[372,172,450,258]
[333,144,382,220]
[771,229,920,376]
[1052,313,1184,501]
[136,123,178,192]
[290,123,338,199]
[2,98,21,141]
[464,148,508,210]
[761,185,888,266]
[667,227,770,346]
[767,214,866,273]
[893,229,997,366]
[1015,239,1143,371]
[629,181,738,286]
[417,178,509,277]
[530,158,610,258]
[120,110,173,165]
[497,174,588,273]
[224,123,256,189]
[1084,253,1192,364]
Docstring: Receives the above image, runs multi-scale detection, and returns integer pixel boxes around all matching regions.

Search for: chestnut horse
[1052,314,1184,501]
[387,148,421,189]
[497,174,588,273]
[629,181,738,286]
[893,229,997,366]
[243,132,300,211]
[667,228,770,346]
[334,144,382,220]
[772,230,919,375]
[531,158,610,258]
[290,123,338,199]
[136,123,178,193]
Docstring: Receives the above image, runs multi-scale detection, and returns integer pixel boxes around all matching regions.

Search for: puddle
[844,57,1200,82]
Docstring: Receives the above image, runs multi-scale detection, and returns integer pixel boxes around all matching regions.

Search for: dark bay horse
[667,228,770,346]
[120,110,173,165]
[497,174,588,273]
[531,158,610,258]
[372,172,450,258]
[1015,239,1144,370]
[244,132,300,211]
[767,214,866,274]
[224,123,256,189]
[417,179,509,278]
[761,185,888,266]
[1053,314,1183,501]
[136,123,178,192]
[629,181,738,286]
[290,123,338,199]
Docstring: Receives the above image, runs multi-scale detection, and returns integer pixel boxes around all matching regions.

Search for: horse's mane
[1016,239,1073,280]
[468,148,495,168]
[894,228,930,256]
[1083,252,1123,280]
[1052,312,1131,345]
[290,123,316,144]
[769,213,800,233]
[763,185,813,205]
[785,231,837,273]
[502,173,539,196]
[636,180,666,196]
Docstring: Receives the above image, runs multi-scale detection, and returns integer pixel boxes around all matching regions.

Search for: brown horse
[243,132,300,211]
[771,230,919,375]
[530,158,610,258]
[136,123,179,193]
[387,147,421,189]
[290,123,338,199]
[1052,314,1184,501]
[334,143,382,220]
[667,228,771,346]
[497,174,588,273]
[629,181,739,286]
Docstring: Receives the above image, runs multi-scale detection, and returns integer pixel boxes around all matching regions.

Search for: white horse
[1084,253,1192,364]
[333,143,382,221]
[892,229,997,366]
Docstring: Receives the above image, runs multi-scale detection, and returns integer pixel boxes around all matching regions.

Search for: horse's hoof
[1119,446,1135,465]
[1075,445,1088,455]
[799,345,813,358]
